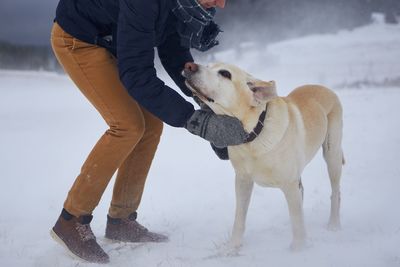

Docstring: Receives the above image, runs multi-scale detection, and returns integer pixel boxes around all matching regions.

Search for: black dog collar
[244,104,268,143]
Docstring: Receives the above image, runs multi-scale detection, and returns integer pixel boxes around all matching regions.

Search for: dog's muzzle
[184,80,215,103]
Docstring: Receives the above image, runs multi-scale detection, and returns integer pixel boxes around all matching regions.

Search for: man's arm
[117,0,194,127]
[158,31,194,97]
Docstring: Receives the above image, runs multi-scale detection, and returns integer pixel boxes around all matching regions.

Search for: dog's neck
[239,98,290,151]
[240,104,269,134]
[243,105,268,143]
[208,102,264,132]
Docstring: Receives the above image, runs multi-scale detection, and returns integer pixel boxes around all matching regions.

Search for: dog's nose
[183,62,199,77]
[185,62,199,72]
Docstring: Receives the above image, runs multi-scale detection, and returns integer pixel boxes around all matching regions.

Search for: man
[50,0,246,263]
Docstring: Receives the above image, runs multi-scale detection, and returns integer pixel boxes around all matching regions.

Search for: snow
[0,18,399,266]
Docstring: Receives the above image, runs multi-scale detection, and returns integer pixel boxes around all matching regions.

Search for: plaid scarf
[172,0,222,52]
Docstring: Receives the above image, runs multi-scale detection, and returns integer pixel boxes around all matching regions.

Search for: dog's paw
[218,241,242,257]
[327,221,342,232]
[205,242,242,259]
[289,239,307,252]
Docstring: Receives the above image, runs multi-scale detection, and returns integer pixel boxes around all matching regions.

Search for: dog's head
[183,62,277,117]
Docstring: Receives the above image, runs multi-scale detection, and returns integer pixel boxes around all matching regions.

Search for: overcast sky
[0,0,58,46]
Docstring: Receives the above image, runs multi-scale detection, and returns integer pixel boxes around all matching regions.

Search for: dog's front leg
[229,174,254,251]
[282,183,306,251]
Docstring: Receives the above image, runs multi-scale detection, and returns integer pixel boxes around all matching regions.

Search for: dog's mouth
[185,80,215,103]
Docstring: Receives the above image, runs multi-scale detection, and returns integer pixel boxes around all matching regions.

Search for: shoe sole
[50,229,109,264]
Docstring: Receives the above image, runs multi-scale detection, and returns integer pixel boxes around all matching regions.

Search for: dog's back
[285,85,344,164]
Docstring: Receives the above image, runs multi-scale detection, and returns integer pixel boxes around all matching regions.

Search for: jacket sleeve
[117,0,195,127]
[158,31,194,97]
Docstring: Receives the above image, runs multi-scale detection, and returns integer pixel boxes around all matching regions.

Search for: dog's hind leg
[323,106,344,231]
[282,183,306,250]
[229,174,254,251]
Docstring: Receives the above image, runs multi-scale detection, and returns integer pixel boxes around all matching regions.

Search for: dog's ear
[247,80,277,106]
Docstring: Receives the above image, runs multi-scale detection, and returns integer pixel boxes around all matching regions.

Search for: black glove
[185,110,248,148]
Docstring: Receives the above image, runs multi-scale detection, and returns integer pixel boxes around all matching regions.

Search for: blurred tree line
[0,41,60,71]
[0,0,399,71]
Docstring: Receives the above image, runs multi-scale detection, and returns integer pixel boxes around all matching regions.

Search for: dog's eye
[218,70,232,80]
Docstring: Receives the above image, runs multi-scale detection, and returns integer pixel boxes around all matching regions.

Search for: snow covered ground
[0,16,399,267]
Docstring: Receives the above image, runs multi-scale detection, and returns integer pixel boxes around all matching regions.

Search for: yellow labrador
[183,63,344,251]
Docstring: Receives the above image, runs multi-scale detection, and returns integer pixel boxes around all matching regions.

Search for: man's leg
[105,108,167,243]
[50,22,148,263]
[109,107,163,219]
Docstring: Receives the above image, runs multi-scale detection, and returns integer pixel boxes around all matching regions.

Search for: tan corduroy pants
[51,23,163,219]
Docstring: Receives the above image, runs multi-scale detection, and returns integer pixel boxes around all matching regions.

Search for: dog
[183,62,344,251]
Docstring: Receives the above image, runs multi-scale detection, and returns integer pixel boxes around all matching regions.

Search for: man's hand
[185,109,248,148]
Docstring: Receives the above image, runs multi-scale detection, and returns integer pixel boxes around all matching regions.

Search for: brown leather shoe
[105,212,168,243]
[50,209,109,264]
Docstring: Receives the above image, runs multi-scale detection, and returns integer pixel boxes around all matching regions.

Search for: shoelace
[76,223,96,242]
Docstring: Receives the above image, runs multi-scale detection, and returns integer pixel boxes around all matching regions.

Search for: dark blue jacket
[55,0,195,127]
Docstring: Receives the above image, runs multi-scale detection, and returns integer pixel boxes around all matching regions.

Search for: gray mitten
[185,110,248,148]
[192,96,230,160]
